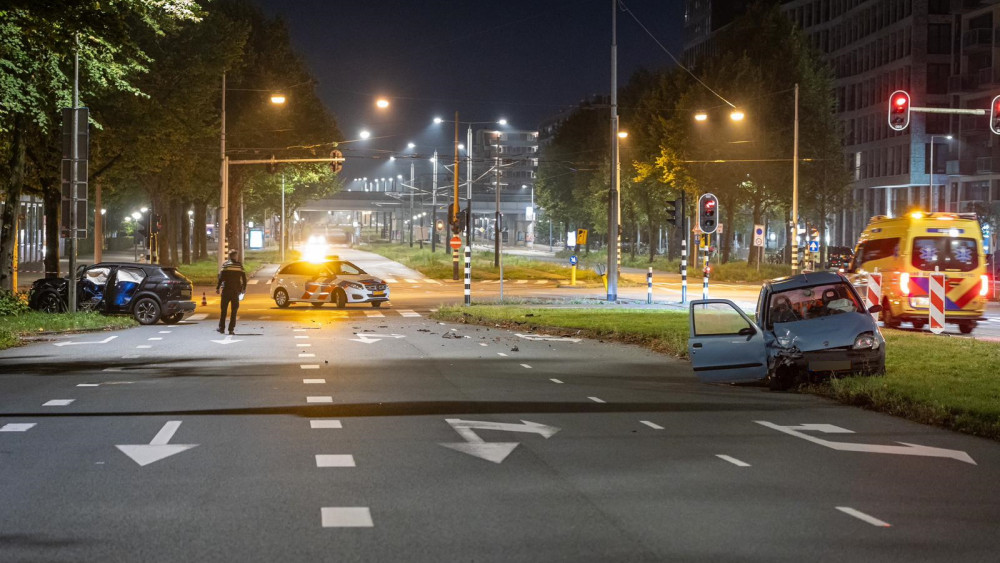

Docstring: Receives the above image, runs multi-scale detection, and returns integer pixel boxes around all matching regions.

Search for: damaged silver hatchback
[688,272,885,390]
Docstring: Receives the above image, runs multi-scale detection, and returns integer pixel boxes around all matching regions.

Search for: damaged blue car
[688,272,885,390]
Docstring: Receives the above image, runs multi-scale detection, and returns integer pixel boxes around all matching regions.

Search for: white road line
[426,279,443,285]
[520,364,532,369]
[43,399,74,407]
[479,343,488,347]
[365,311,385,318]
[315,454,356,467]
[307,396,333,403]
[516,280,528,284]
[310,420,342,429]
[398,310,421,317]
[77,383,100,387]
[297,343,311,347]
[295,336,309,339]
[299,353,316,358]
[321,507,373,528]
[640,421,664,430]
[550,378,563,384]
[716,454,750,467]
[294,329,307,332]
[148,337,162,341]
[158,331,172,334]
[303,379,326,384]
[534,280,547,285]
[187,313,208,321]
[1,423,36,432]
[588,397,606,403]
[136,345,152,349]
[384,278,398,283]
[836,507,891,527]
[102,367,122,372]
[301,365,320,370]
[121,354,140,359]
[247,279,259,284]
[497,352,508,357]
[404,278,419,284]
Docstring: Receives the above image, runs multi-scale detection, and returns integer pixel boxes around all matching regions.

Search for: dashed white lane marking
[294,329,307,332]
[384,278,398,283]
[550,378,563,384]
[303,379,326,384]
[398,309,421,317]
[836,507,891,527]
[640,421,664,430]
[301,365,320,370]
[136,345,152,349]
[299,353,316,358]
[148,337,162,341]
[77,383,100,387]
[520,364,532,369]
[187,313,208,321]
[1,423,36,432]
[158,331,172,334]
[297,343,311,347]
[310,420,342,429]
[247,279,259,284]
[321,507,373,528]
[497,352,508,357]
[102,367,122,372]
[43,399,74,406]
[307,396,333,403]
[534,280,547,285]
[516,280,528,284]
[404,278,419,284]
[479,343,488,347]
[364,311,385,318]
[716,455,750,467]
[588,397,605,404]
[295,336,309,339]
[316,454,356,467]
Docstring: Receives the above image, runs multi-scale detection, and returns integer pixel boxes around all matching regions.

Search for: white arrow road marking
[210,336,242,345]
[53,335,118,347]
[756,421,976,465]
[640,420,664,430]
[349,333,406,344]
[440,419,560,464]
[514,333,582,343]
[836,507,891,527]
[116,421,198,467]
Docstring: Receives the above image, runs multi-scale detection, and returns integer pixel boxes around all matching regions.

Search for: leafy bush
[0,290,30,316]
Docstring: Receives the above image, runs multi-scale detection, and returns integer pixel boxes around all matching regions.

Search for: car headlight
[346,281,364,290]
[853,332,877,350]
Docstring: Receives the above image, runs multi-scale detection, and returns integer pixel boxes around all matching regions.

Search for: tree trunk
[721,199,735,264]
[784,208,792,264]
[44,184,60,277]
[181,200,191,265]
[647,221,656,263]
[0,115,27,291]
[194,201,207,260]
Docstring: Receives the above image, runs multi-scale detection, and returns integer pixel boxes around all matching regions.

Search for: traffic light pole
[606,0,619,303]
[680,190,687,304]
[432,150,438,253]
[792,83,799,274]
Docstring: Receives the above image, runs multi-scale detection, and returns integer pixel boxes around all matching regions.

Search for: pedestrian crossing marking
[398,309,421,317]
[384,278,398,283]
[247,279,259,285]
[365,311,385,318]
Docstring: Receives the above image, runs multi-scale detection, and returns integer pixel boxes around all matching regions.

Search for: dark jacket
[217,260,247,295]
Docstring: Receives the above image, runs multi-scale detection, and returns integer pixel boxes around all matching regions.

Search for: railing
[962,28,993,49]
[975,156,1000,174]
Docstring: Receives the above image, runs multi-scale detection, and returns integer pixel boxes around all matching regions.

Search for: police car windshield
[323,261,366,276]
[911,237,978,272]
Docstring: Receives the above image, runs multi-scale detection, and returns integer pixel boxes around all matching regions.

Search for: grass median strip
[0,312,137,350]
[434,305,1000,441]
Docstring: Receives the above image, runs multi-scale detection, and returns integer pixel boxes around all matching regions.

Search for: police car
[269,258,390,308]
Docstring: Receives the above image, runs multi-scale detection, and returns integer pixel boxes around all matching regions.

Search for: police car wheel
[274,289,290,308]
[334,289,347,309]
[311,302,325,308]
[371,301,382,308]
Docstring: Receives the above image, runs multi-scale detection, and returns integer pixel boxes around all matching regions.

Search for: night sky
[254,0,685,182]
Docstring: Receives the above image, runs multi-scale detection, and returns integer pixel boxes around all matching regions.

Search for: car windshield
[767,282,864,326]
[911,237,978,272]
[324,261,366,276]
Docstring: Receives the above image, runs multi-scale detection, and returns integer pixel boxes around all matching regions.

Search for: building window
[927,63,950,94]
[927,23,951,54]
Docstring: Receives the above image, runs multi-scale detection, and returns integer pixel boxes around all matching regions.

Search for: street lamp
[359,130,371,140]
[270,94,286,105]
[375,98,389,109]
[929,134,953,212]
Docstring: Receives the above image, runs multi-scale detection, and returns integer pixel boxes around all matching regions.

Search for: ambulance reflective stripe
[929,273,946,334]
[906,277,977,310]
[951,280,983,309]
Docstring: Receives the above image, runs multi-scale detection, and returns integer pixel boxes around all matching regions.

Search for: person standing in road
[216,250,247,334]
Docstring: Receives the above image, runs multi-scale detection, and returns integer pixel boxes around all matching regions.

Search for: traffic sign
[569,255,578,266]
[450,236,462,250]
[753,224,765,247]
[808,240,819,253]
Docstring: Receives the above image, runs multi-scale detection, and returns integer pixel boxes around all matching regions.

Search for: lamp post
[929,134,952,212]
[607,0,619,302]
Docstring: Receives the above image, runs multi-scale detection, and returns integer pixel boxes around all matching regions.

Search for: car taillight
[899,272,910,296]
[981,274,990,296]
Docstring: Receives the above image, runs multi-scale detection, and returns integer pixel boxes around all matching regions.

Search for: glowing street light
[375,98,390,109]
[270,94,286,105]
[694,111,708,122]
[730,109,745,121]
[617,131,628,139]
[359,130,371,140]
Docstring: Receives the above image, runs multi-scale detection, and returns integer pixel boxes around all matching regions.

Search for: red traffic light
[991,95,1000,135]
[888,90,910,132]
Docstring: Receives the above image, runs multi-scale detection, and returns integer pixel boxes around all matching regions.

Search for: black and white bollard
[681,238,687,303]
[702,266,709,300]
[464,245,471,306]
[647,267,653,304]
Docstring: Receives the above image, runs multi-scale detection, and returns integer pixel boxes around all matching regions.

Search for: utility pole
[432,150,438,253]
[467,124,474,243]
[409,159,414,247]
[791,83,800,274]
[280,173,285,263]
[606,0,619,302]
[453,113,461,280]
[68,36,80,312]
[494,132,501,268]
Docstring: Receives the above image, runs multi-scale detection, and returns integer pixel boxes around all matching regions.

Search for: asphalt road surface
[3,249,1000,561]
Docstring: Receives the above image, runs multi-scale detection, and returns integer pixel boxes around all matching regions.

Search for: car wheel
[161,313,184,324]
[334,289,347,309]
[312,302,325,308]
[371,301,382,308]
[881,299,900,328]
[133,297,161,325]
[911,319,926,330]
[958,321,976,334]
[38,291,66,313]
[274,288,290,308]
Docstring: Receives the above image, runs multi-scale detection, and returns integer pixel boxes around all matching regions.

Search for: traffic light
[330,149,343,174]
[990,95,1000,135]
[149,213,160,235]
[888,90,910,131]
[576,228,588,245]
[698,193,718,234]
[448,205,466,234]
[266,155,278,174]
[665,198,680,226]
[435,219,445,231]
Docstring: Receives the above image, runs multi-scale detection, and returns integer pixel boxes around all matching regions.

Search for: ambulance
[849,212,988,333]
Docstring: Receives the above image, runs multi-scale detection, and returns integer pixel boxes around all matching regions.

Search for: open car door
[688,299,768,383]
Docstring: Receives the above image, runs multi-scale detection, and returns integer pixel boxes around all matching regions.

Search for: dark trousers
[219,292,240,331]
